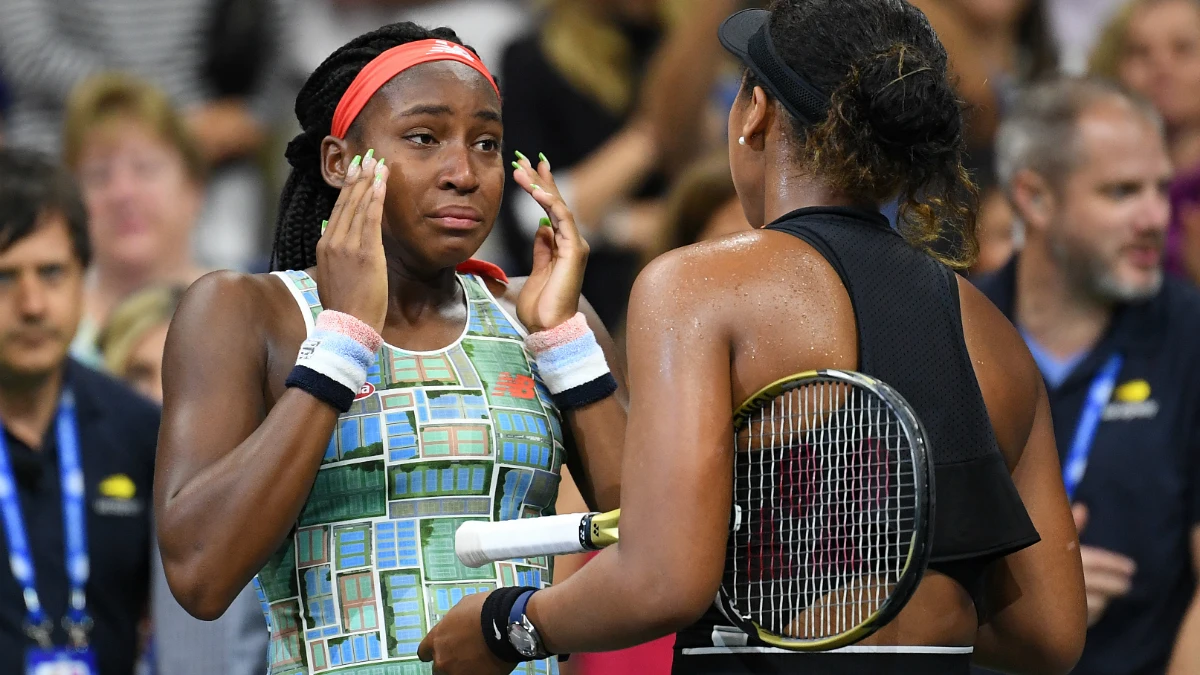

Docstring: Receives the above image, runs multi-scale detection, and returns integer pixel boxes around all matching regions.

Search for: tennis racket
[453,369,934,651]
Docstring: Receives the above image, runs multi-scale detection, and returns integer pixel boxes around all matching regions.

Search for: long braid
[271,23,476,271]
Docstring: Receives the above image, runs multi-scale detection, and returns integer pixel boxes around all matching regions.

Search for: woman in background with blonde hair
[97,284,186,403]
[63,73,211,367]
[1090,0,1200,284]
[98,284,268,675]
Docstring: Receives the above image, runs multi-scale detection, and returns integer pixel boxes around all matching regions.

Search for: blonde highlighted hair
[63,72,204,180]
[96,284,186,378]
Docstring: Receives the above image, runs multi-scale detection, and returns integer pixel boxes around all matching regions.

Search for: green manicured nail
[530,184,541,191]
[514,150,528,162]
[364,148,375,161]
[321,220,329,234]
[539,217,552,228]
[377,158,386,170]
[350,155,362,169]
[538,152,549,165]
[511,161,522,171]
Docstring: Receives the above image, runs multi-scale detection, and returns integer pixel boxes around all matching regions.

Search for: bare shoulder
[168,269,308,371]
[956,276,1042,470]
[178,270,297,330]
[631,229,844,320]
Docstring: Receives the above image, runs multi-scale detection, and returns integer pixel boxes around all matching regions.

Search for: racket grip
[455,513,591,568]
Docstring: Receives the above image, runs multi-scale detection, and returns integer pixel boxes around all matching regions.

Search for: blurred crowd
[0,0,1199,674]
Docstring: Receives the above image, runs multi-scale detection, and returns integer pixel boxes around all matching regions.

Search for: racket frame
[719,369,935,651]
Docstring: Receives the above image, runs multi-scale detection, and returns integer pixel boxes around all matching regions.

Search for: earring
[738,136,747,146]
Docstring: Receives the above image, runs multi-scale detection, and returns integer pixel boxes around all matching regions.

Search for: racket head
[718,369,935,651]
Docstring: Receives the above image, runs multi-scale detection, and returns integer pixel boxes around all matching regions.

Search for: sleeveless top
[254,270,565,675]
[676,207,1040,661]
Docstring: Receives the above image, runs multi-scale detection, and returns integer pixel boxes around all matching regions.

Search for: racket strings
[726,380,917,642]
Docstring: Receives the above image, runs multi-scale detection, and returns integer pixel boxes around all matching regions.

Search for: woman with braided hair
[153,21,626,675]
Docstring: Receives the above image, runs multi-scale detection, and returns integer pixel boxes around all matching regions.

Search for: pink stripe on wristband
[524,313,591,355]
[316,310,384,353]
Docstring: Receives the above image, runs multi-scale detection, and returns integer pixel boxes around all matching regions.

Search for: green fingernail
[321,220,329,234]
[539,217,552,228]
[530,184,541,191]
[511,161,522,171]
[364,149,375,161]
[514,150,528,162]
[538,152,549,165]
[377,157,386,170]
[350,155,362,169]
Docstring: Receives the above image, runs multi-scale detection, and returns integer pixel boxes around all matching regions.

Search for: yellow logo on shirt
[1115,380,1152,403]
[98,474,136,500]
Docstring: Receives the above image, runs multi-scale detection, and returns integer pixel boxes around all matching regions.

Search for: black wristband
[481,586,539,663]
[285,365,355,413]
[552,372,618,411]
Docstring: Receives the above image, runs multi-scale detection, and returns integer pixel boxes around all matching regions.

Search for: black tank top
[675,206,1040,658]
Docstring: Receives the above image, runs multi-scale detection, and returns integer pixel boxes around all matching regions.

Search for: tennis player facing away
[153,21,627,675]
[420,1,1087,674]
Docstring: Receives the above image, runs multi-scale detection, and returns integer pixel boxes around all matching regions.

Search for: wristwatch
[507,590,550,660]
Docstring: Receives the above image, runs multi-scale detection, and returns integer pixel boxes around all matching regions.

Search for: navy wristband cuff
[551,372,618,411]
[286,365,355,413]
[481,586,539,663]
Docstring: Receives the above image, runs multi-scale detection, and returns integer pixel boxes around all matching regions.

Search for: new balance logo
[428,40,476,62]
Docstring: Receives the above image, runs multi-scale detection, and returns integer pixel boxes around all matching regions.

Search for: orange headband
[331,39,501,139]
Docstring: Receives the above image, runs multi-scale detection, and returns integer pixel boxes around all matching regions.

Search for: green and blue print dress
[255,270,566,675]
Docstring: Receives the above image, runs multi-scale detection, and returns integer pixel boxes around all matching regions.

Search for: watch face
[508,624,540,657]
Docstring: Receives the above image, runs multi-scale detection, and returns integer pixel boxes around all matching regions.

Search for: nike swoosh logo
[493,620,503,640]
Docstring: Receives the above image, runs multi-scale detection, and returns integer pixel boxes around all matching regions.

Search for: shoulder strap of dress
[270,270,319,336]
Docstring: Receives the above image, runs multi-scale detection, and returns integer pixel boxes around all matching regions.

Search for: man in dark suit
[0,147,159,675]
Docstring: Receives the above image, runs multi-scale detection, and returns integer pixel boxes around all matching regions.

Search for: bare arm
[961,280,1087,674]
[527,254,733,651]
[154,272,338,620]
[560,295,627,513]
[972,380,1088,674]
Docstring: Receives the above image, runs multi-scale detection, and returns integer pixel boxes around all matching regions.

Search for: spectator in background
[1090,0,1200,285]
[498,0,744,332]
[96,285,185,404]
[96,283,269,675]
[1047,0,1128,74]
[979,78,1200,675]
[909,0,1058,167]
[61,74,210,368]
[0,147,158,675]
[0,0,292,272]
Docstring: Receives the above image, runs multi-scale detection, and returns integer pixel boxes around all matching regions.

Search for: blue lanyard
[1061,354,1123,501]
[0,390,90,648]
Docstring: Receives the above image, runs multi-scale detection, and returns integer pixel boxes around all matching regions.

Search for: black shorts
[670,646,973,674]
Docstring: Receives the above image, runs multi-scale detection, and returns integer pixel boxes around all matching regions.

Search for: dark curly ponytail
[271,22,478,271]
[752,0,979,269]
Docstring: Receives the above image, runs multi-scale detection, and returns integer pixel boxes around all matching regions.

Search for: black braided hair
[271,23,478,271]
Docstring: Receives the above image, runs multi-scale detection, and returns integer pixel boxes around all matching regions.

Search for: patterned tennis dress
[254,270,565,675]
